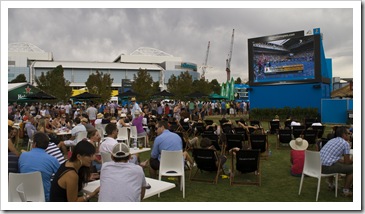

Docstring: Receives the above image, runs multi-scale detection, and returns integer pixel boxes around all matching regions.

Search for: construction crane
[201,41,210,80]
[226,29,235,81]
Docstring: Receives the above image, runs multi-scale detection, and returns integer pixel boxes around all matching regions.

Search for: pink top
[290,150,305,175]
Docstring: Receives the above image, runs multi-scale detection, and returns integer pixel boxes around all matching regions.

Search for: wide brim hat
[112,143,130,158]
[289,138,308,150]
[131,97,136,102]
[97,113,104,119]
[134,110,141,115]
[81,118,88,123]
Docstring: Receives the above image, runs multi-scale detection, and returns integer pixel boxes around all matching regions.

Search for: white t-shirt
[98,161,147,202]
[99,137,118,154]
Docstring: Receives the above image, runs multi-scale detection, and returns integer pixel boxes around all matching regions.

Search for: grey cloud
[8,8,354,83]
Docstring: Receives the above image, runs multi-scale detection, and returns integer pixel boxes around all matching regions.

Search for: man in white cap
[131,97,141,120]
[289,138,308,177]
[98,143,148,202]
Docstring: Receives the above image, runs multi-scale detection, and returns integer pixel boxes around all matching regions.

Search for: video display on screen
[248,31,321,85]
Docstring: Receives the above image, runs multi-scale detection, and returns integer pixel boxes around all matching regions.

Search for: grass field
[139,115,354,204]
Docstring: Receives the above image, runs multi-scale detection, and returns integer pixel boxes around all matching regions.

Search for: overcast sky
[5,2,358,84]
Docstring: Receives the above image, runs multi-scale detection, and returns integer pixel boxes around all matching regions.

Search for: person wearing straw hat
[98,143,148,202]
[289,137,308,177]
[131,97,142,120]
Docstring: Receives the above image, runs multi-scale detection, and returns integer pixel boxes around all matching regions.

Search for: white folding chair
[158,150,185,198]
[298,150,338,201]
[130,126,146,148]
[8,171,45,202]
[101,152,112,164]
[116,126,129,144]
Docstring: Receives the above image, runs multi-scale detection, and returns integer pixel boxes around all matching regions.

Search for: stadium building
[8,43,200,92]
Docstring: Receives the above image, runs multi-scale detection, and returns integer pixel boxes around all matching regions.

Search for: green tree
[131,69,154,102]
[167,71,193,100]
[35,65,72,103]
[192,79,212,95]
[235,77,242,84]
[10,74,27,83]
[209,79,221,94]
[85,70,113,103]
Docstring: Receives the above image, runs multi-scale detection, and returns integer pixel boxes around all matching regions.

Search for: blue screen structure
[248,32,321,86]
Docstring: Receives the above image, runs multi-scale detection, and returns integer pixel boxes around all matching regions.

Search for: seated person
[200,137,228,174]
[118,113,130,127]
[272,115,280,121]
[98,143,148,202]
[289,138,308,177]
[320,126,353,197]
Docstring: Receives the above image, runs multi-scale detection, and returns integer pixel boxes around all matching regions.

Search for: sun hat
[110,117,117,123]
[111,143,130,158]
[131,97,136,102]
[81,118,88,123]
[134,110,141,115]
[289,138,308,150]
[97,113,104,119]
[120,113,126,118]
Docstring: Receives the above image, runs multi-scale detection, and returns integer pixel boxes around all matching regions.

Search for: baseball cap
[111,143,130,158]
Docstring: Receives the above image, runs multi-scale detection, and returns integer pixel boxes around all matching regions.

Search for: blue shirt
[320,137,350,166]
[151,130,182,160]
[19,148,60,202]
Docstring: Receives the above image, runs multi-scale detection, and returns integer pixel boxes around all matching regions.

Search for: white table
[130,147,151,155]
[82,177,175,200]
[55,129,72,136]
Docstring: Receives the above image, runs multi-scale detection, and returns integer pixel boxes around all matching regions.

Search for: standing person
[320,126,353,197]
[50,140,99,202]
[149,120,182,179]
[86,104,98,126]
[19,132,60,202]
[98,143,148,202]
[131,97,142,120]
[289,138,308,177]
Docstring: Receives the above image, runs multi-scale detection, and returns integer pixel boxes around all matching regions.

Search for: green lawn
[140,115,353,203]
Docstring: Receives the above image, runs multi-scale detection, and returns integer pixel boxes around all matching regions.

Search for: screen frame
[248,31,322,86]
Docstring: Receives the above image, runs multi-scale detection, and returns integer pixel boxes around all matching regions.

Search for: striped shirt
[320,137,350,166]
[46,142,66,164]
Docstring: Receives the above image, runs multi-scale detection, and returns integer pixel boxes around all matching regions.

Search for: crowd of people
[7,97,353,201]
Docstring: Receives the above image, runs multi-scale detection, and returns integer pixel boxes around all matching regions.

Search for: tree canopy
[34,65,72,103]
[85,70,113,103]
[10,74,27,83]
[131,69,157,101]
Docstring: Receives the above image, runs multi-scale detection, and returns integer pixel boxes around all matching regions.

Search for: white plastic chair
[96,127,104,141]
[8,171,45,202]
[117,126,129,144]
[101,152,112,164]
[16,183,27,202]
[298,150,338,201]
[158,150,185,198]
[130,126,146,148]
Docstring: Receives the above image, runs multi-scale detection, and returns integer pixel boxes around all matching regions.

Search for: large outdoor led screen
[248,31,321,85]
